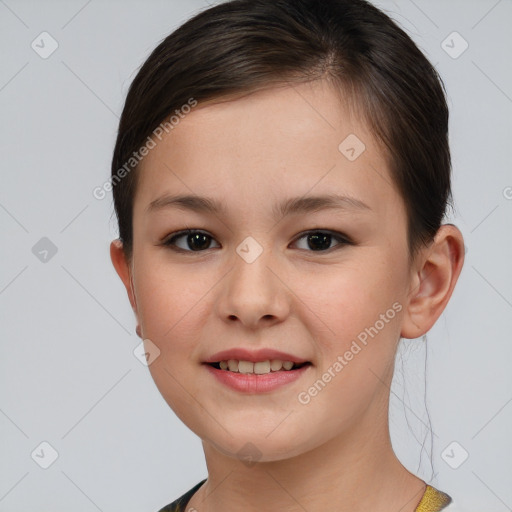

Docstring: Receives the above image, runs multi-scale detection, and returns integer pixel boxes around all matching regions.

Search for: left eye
[162,229,351,253]
[292,230,351,252]
[163,230,220,252]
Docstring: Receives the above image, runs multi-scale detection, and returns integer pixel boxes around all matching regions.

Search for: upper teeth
[219,359,296,374]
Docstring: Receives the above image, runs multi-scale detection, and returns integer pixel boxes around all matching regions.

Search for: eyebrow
[145,193,371,218]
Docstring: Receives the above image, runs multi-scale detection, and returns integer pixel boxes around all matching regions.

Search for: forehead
[134,80,397,219]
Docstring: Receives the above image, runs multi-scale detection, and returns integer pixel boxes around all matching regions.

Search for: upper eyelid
[292,229,350,242]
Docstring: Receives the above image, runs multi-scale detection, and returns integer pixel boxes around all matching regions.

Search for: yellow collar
[415,485,452,512]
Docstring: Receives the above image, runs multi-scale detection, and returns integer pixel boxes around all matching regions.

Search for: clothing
[158,479,206,512]
[157,479,452,512]
[415,485,453,511]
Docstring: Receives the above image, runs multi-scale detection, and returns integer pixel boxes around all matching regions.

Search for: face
[116,80,416,462]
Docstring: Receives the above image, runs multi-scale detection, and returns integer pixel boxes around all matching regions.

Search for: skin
[111,79,464,512]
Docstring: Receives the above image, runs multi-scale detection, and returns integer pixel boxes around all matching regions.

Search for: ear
[401,224,465,339]
[110,239,142,338]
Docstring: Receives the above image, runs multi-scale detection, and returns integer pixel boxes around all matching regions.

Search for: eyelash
[161,229,353,254]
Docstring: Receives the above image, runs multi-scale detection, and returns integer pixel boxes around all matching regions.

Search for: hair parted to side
[111,0,452,263]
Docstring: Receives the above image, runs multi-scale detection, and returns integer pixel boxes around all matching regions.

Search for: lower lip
[203,364,311,393]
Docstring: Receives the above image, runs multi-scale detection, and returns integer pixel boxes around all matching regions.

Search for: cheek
[134,260,211,422]
[294,262,404,432]
[133,257,209,352]
[300,255,404,335]
[294,258,407,397]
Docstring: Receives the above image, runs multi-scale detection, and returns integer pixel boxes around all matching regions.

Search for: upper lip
[203,348,310,364]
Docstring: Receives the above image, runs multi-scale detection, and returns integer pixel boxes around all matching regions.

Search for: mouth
[203,359,313,393]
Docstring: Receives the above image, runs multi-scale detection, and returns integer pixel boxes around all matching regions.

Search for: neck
[187,404,426,512]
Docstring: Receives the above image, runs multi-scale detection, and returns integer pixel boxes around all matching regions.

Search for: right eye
[162,229,221,253]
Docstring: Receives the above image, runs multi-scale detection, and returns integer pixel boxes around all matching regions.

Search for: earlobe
[110,239,140,328]
[400,224,465,339]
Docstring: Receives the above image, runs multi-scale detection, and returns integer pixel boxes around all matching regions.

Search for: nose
[215,241,291,330]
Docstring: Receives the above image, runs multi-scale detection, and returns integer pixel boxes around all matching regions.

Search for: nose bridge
[217,235,289,327]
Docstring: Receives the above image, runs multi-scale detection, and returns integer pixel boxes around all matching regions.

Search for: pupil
[308,233,331,251]
[189,233,210,251]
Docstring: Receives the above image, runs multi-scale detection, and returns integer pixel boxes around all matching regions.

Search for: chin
[200,429,317,465]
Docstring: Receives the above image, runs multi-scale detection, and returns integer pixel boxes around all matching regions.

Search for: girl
[109,1,465,510]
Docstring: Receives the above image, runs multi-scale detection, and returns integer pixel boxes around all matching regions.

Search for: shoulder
[156,479,207,512]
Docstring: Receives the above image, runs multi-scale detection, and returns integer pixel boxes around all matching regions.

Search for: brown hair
[111,0,452,262]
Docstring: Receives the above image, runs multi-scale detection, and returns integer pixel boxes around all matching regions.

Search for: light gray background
[1,0,511,511]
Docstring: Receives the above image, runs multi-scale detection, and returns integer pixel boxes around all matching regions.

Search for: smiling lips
[202,347,312,391]
[203,347,311,375]
[204,361,311,393]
